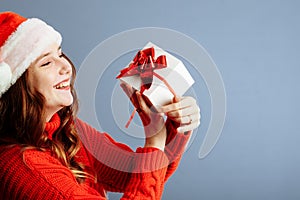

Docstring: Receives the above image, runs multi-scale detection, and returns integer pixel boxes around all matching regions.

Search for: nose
[58,55,72,75]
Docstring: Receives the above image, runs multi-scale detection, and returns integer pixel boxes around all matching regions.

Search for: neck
[44,106,65,122]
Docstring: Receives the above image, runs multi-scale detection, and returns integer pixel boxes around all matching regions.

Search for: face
[27,43,73,121]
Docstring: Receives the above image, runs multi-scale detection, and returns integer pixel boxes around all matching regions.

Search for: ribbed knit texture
[0,115,191,199]
[44,113,60,140]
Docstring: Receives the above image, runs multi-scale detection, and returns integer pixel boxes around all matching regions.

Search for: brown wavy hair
[0,54,91,183]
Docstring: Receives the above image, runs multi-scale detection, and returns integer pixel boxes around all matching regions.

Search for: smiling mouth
[54,79,70,90]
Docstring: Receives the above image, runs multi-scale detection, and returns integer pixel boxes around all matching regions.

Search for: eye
[41,61,51,67]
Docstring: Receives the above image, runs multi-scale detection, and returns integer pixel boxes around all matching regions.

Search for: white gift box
[119,42,194,107]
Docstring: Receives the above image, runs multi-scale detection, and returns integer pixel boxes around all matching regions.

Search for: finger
[177,119,200,133]
[166,105,200,119]
[120,83,142,109]
[136,91,151,114]
[140,92,155,110]
[120,82,135,98]
[159,96,196,113]
[168,112,200,125]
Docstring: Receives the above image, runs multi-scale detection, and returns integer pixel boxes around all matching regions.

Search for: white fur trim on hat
[0,61,12,95]
[0,18,62,97]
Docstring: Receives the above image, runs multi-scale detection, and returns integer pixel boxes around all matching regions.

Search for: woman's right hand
[120,82,167,150]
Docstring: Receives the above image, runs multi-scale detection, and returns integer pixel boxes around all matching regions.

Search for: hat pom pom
[0,61,12,90]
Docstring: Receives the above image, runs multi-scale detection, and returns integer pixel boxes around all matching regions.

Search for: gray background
[1,0,300,199]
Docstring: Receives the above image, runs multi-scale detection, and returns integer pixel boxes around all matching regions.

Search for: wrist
[144,125,167,151]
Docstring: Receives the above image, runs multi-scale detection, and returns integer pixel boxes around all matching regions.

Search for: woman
[0,11,200,199]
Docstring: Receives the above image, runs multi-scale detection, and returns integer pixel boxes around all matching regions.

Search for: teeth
[55,82,69,89]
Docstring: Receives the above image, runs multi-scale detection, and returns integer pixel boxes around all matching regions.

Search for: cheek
[28,71,55,96]
[36,84,52,97]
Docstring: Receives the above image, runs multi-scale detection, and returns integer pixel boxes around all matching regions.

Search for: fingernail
[137,92,142,98]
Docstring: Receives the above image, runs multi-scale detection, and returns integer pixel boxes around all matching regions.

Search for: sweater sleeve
[75,118,191,199]
[120,147,169,200]
[164,118,192,182]
[75,119,134,193]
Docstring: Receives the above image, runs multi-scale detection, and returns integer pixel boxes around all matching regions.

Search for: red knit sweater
[0,114,190,199]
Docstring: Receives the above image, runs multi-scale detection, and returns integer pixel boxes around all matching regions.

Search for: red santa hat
[0,11,62,97]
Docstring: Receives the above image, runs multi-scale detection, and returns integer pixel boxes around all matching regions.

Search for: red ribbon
[116,47,167,93]
[117,47,177,128]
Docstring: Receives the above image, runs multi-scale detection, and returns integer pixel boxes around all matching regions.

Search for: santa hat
[0,11,62,97]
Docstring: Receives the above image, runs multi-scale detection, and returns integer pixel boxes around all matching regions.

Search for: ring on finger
[187,115,192,124]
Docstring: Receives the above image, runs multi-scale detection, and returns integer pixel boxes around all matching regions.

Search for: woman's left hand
[158,96,200,133]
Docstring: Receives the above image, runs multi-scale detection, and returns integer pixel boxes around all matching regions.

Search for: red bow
[116,47,167,93]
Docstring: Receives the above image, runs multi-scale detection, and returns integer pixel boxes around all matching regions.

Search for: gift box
[117,42,194,108]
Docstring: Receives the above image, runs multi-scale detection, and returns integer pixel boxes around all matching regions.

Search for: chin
[56,99,73,109]
[64,98,74,107]
[62,94,74,106]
